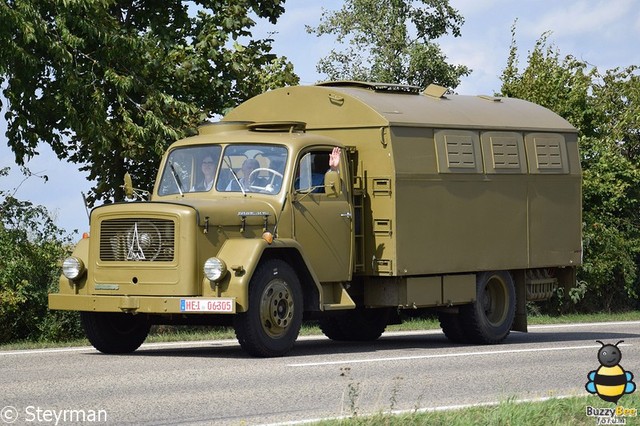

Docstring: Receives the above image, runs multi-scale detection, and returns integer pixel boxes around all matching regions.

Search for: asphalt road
[2,321,640,425]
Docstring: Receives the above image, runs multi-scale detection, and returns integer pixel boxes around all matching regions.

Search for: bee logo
[586,340,636,403]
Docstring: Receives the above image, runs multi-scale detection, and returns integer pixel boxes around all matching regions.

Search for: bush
[0,168,84,343]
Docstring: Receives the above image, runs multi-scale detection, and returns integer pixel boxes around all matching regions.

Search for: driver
[226,158,265,191]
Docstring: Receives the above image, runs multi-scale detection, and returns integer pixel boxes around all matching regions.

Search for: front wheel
[81,312,150,354]
[234,259,303,357]
[459,271,516,344]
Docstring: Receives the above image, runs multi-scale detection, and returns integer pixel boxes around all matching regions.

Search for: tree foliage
[0,167,82,343]
[0,0,298,205]
[307,0,470,89]
[500,26,640,311]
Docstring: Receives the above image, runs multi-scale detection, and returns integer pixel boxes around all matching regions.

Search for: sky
[1,0,639,235]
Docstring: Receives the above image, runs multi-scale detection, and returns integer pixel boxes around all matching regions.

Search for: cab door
[292,148,353,282]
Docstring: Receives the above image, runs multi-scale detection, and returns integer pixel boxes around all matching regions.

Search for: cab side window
[295,151,331,193]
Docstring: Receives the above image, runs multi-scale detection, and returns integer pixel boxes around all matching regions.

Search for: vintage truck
[49,81,582,357]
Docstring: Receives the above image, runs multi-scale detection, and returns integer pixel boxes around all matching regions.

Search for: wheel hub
[259,279,294,338]
[483,276,507,326]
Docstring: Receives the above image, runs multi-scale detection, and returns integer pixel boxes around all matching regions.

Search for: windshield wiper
[169,162,184,196]
[223,157,246,196]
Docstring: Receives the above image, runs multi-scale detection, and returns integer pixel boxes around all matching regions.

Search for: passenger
[193,155,216,191]
[295,147,341,192]
[329,147,340,171]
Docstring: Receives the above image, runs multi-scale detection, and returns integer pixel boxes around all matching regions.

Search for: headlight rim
[204,257,227,282]
[62,256,86,280]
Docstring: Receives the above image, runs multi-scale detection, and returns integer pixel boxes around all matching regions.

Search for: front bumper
[48,294,236,314]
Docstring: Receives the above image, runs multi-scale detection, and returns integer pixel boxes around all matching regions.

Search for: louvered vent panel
[535,140,563,169]
[446,136,476,169]
[491,138,520,169]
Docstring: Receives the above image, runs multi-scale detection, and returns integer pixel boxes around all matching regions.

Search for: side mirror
[324,170,341,197]
[123,172,134,199]
[120,172,149,201]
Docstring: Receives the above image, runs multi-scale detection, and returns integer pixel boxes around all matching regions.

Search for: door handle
[340,212,352,219]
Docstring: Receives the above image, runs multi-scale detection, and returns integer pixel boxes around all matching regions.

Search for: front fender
[212,238,322,312]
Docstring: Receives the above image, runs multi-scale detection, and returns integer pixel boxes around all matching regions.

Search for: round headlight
[62,257,85,280]
[204,257,227,282]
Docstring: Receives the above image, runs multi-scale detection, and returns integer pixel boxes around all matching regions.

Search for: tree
[0,167,82,342]
[0,0,299,205]
[581,66,640,309]
[307,0,470,89]
[500,27,640,311]
[500,28,596,136]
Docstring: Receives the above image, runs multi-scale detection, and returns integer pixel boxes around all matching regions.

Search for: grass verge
[312,393,640,425]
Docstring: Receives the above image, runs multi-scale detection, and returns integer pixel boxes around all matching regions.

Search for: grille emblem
[127,223,146,261]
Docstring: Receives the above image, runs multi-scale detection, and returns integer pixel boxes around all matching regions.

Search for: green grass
[2,311,640,352]
[313,394,640,425]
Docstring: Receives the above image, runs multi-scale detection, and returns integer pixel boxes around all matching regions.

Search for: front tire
[234,259,303,357]
[81,312,150,354]
[459,271,516,344]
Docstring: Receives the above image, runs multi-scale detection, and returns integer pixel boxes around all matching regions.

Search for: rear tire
[318,315,349,341]
[234,259,303,357]
[459,271,516,344]
[81,312,150,354]
[319,308,391,341]
[438,312,469,343]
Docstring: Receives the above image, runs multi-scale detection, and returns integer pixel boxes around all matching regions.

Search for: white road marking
[528,320,640,329]
[0,339,234,356]
[288,343,632,367]
[0,346,92,356]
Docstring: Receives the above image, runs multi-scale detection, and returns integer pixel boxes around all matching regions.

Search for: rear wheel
[234,259,303,357]
[438,312,469,343]
[319,308,391,341]
[318,315,348,341]
[81,312,150,354]
[460,271,516,344]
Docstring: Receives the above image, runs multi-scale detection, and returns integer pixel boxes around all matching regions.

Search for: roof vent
[477,95,503,103]
[247,121,306,133]
[199,121,253,135]
[317,81,421,94]
[423,84,448,99]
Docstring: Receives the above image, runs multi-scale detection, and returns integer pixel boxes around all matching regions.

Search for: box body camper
[50,82,581,356]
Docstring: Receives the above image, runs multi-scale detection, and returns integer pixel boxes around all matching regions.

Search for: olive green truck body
[49,82,581,357]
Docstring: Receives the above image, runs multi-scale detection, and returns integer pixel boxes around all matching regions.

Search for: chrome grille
[100,219,175,262]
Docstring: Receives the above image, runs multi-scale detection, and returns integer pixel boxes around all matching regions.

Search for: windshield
[158,145,222,196]
[217,144,287,194]
[157,144,287,196]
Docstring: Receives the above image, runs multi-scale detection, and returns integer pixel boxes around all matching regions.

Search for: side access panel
[364,274,475,308]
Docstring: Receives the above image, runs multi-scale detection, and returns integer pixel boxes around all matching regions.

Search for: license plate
[180,298,235,313]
